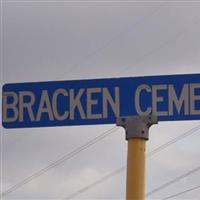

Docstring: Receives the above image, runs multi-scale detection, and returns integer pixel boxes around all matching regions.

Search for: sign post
[2,73,200,199]
[117,116,157,200]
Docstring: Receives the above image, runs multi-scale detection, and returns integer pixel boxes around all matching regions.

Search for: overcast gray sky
[1,0,200,199]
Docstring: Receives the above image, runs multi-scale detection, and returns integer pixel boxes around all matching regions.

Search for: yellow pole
[126,139,146,200]
[116,116,157,200]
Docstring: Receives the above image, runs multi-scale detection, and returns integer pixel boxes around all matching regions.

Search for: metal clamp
[116,115,158,140]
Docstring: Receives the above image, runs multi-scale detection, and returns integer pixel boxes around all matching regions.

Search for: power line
[147,125,200,157]
[1,5,164,197]
[1,1,199,199]
[3,124,199,198]
[162,185,200,200]
[1,127,119,197]
[64,14,200,198]
[65,2,165,74]
[63,166,125,200]
[63,125,200,199]
[1,5,165,196]
[146,166,200,197]
[3,123,200,198]
[2,8,198,196]
[61,1,199,77]
[118,17,200,75]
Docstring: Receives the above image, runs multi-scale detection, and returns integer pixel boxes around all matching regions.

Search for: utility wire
[62,14,200,200]
[60,1,199,77]
[63,125,200,199]
[1,5,165,197]
[3,7,198,197]
[3,124,200,198]
[118,17,200,75]
[65,13,200,200]
[1,127,119,197]
[162,185,200,200]
[65,2,165,74]
[1,4,164,197]
[1,1,199,199]
[146,166,200,197]
[147,125,200,157]
[64,166,125,200]
[2,125,200,199]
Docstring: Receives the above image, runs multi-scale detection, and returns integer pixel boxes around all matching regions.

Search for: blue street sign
[2,74,200,128]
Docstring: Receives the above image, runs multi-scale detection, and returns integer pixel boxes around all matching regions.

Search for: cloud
[2,2,200,199]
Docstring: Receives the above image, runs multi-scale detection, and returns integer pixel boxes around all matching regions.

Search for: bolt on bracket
[116,115,158,140]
